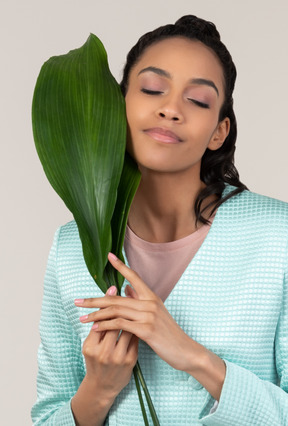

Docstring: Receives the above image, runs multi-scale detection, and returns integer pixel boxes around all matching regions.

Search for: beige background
[1,0,287,424]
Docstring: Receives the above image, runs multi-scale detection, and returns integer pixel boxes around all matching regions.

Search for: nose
[157,111,181,121]
[156,97,183,122]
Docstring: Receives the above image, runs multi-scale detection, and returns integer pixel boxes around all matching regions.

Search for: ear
[208,117,230,151]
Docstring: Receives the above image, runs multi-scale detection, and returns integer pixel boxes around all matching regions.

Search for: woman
[32,15,288,425]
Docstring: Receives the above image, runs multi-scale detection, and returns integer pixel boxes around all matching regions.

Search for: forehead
[132,37,225,93]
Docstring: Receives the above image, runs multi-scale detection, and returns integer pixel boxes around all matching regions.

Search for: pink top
[124,217,214,302]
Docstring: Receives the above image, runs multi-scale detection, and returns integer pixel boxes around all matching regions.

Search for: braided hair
[120,15,248,225]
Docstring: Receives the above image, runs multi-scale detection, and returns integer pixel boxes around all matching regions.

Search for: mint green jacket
[32,187,288,425]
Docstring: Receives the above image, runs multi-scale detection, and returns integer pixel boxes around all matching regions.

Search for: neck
[128,168,214,243]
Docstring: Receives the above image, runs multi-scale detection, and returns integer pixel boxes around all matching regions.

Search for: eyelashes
[141,88,210,109]
[141,88,163,95]
[187,98,209,109]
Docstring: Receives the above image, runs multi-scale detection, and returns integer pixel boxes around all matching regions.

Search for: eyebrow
[138,66,219,96]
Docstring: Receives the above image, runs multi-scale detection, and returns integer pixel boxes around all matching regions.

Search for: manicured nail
[79,315,88,322]
[75,299,84,305]
[107,285,117,296]
[92,323,99,330]
[108,252,118,261]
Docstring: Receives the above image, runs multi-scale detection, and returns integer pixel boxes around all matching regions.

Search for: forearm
[71,376,115,426]
[185,341,226,401]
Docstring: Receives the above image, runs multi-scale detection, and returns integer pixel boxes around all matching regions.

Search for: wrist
[72,376,116,426]
[83,374,117,405]
[185,343,226,401]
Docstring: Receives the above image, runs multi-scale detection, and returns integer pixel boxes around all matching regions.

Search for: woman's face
[125,37,230,175]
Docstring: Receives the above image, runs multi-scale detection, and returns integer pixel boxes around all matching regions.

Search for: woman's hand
[76,253,200,373]
[78,285,139,401]
[76,253,226,401]
[72,286,139,425]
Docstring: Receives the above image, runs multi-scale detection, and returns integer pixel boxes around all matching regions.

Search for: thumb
[98,285,118,340]
[106,285,117,296]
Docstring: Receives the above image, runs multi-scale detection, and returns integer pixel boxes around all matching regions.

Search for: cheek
[188,113,219,138]
[125,88,151,130]
[125,100,148,145]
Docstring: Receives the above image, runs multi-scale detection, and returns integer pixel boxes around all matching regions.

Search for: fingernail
[125,286,131,297]
[79,315,88,322]
[92,323,99,330]
[108,252,118,261]
[107,285,117,296]
[75,299,84,305]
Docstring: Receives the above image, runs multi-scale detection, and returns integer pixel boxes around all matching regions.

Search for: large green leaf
[32,34,128,293]
[104,153,141,292]
[32,35,160,425]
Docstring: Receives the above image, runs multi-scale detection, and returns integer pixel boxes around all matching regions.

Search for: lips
[144,127,183,144]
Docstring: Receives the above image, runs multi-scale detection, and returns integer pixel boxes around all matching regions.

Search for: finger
[126,333,139,365]
[127,334,139,359]
[108,253,155,299]
[97,286,117,341]
[125,285,137,299]
[115,330,134,353]
[92,318,145,340]
[97,285,120,347]
[99,328,120,347]
[106,285,118,296]
[76,295,150,310]
[74,285,118,308]
[114,332,139,366]
[85,305,144,325]
[85,321,102,345]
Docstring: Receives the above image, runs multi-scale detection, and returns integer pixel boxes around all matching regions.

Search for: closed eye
[141,88,163,95]
[187,98,209,109]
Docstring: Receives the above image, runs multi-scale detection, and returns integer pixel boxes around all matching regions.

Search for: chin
[137,160,183,175]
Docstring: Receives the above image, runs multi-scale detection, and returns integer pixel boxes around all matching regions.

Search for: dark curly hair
[120,15,248,225]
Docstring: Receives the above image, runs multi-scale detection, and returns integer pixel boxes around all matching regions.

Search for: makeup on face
[143,127,183,144]
[185,86,216,109]
[138,67,219,95]
[138,67,218,110]
[124,37,228,176]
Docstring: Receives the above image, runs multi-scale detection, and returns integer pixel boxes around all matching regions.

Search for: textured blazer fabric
[32,186,288,425]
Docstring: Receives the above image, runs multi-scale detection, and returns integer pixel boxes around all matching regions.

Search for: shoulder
[57,219,80,240]
[222,185,288,228]
[216,186,288,254]
[51,219,94,288]
[52,219,82,257]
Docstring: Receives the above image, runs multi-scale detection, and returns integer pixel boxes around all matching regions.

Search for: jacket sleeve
[198,267,288,425]
[31,228,85,425]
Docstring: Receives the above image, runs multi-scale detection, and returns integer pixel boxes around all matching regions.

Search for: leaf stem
[134,361,161,426]
[133,368,149,426]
